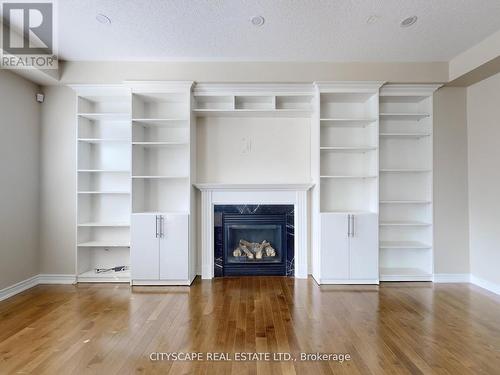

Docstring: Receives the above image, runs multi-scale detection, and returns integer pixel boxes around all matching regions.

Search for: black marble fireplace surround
[214,205,294,277]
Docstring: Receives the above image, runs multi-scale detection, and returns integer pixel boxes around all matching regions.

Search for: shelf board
[320,118,377,127]
[380,200,432,205]
[320,175,378,179]
[77,241,130,247]
[132,142,189,147]
[379,95,428,103]
[78,191,130,194]
[320,210,375,214]
[379,267,432,282]
[132,118,188,127]
[380,169,431,173]
[77,269,130,283]
[78,113,130,121]
[132,175,189,179]
[193,109,311,118]
[132,211,189,215]
[380,133,431,139]
[78,222,130,227]
[320,146,377,153]
[78,138,130,144]
[77,169,129,173]
[380,113,430,121]
[379,241,431,249]
[379,221,431,227]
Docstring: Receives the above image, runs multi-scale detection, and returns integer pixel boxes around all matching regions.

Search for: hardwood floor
[1,278,500,374]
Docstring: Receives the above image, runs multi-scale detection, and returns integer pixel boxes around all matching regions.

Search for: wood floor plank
[1,277,500,374]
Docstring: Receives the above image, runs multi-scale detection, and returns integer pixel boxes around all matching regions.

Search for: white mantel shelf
[194,183,314,191]
[196,183,313,280]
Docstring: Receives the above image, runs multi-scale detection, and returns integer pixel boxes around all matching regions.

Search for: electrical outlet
[240,137,252,154]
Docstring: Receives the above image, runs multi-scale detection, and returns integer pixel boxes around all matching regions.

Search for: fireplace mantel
[194,183,314,191]
[194,182,314,279]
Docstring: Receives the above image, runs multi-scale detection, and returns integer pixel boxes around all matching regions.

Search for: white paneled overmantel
[195,183,314,279]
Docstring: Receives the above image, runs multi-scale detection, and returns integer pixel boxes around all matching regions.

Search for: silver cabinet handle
[347,214,351,237]
[155,215,159,238]
[160,216,165,238]
[351,215,355,237]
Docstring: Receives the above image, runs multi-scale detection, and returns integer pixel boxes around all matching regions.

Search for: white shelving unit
[378,84,441,281]
[73,85,132,283]
[192,84,313,118]
[127,81,196,285]
[311,82,383,284]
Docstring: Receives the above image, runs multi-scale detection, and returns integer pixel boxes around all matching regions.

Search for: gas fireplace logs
[232,239,276,259]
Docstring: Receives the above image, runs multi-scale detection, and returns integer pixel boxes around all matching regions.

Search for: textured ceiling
[54,0,500,62]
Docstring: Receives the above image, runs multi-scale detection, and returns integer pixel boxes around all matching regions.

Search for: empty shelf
[77,241,130,247]
[78,113,130,121]
[78,222,130,227]
[78,191,130,194]
[380,169,431,173]
[320,118,377,127]
[380,200,431,205]
[132,118,188,126]
[379,221,431,227]
[320,175,378,179]
[380,133,431,139]
[380,113,430,121]
[132,142,189,146]
[379,267,432,282]
[77,169,130,173]
[132,175,188,179]
[379,241,431,249]
[320,146,377,152]
[78,138,130,143]
[193,109,311,118]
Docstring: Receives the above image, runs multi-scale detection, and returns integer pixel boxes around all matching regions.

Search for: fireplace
[214,205,294,277]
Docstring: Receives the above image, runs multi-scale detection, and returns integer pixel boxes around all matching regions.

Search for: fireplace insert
[222,214,287,276]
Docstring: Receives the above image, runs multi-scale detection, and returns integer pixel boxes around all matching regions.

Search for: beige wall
[196,117,310,183]
[39,85,77,275]
[433,87,470,274]
[59,61,448,84]
[0,71,40,289]
[467,72,500,286]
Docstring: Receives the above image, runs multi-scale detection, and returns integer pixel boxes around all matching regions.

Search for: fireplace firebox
[214,205,294,277]
[223,214,286,276]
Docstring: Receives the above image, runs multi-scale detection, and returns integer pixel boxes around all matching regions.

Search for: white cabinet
[131,213,191,285]
[320,212,378,284]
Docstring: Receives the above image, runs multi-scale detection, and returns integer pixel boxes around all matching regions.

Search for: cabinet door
[349,213,378,281]
[320,213,349,281]
[159,214,189,281]
[131,214,160,280]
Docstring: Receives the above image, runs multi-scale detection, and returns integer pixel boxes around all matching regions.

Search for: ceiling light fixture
[96,13,111,25]
[400,16,418,28]
[251,16,265,27]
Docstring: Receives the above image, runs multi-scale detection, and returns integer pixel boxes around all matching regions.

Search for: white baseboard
[0,274,76,302]
[0,275,39,302]
[38,274,76,284]
[470,275,500,295]
[433,273,470,283]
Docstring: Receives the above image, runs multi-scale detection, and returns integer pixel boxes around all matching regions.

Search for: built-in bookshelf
[74,85,132,282]
[192,84,313,118]
[316,83,381,213]
[130,84,193,214]
[378,84,441,281]
[311,82,383,285]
